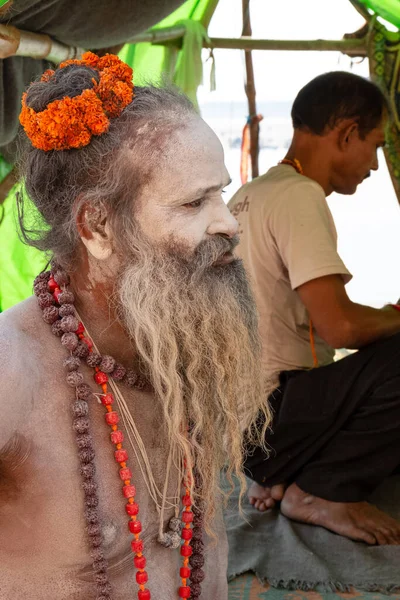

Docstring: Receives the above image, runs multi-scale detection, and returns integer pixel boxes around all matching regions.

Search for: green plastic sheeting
[0,189,47,312]
[120,0,215,107]
[360,0,400,28]
[121,0,214,79]
[122,18,211,109]
[0,155,12,180]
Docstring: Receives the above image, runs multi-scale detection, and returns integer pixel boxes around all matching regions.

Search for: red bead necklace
[34,268,203,600]
[94,365,153,600]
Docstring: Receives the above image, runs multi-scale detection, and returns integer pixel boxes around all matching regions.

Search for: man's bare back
[0,299,228,599]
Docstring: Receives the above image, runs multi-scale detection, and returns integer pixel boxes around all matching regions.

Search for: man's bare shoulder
[0,295,44,350]
[0,297,46,446]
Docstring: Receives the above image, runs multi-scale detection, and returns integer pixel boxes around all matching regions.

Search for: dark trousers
[244,332,400,502]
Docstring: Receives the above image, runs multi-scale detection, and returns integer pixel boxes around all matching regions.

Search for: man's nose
[207,201,239,238]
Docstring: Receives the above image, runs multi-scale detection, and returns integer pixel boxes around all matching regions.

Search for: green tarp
[120,0,215,107]
[0,189,47,311]
[360,0,400,28]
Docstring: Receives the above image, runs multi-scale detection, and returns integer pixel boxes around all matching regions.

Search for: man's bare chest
[0,367,179,595]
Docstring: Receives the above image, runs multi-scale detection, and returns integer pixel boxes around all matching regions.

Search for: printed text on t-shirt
[230,195,250,217]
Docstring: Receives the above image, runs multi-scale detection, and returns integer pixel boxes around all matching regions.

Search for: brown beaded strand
[34,265,206,599]
[33,269,113,600]
[37,265,151,600]
[189,470,205,599]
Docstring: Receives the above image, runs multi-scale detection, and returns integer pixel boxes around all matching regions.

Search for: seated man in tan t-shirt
[229,71,400,545]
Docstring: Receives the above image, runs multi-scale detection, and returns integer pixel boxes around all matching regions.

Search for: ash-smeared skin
[1,98,261,599]
[0,298,228,599]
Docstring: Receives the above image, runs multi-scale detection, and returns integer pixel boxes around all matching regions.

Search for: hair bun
[19,52,134,151]
[25,65,99,113]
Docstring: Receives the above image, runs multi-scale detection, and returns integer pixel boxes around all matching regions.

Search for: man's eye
[183,198,204,209]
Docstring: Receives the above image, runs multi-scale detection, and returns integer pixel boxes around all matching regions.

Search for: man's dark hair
[291,71,388,138]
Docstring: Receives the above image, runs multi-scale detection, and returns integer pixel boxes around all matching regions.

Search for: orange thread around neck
[279,157,304,175]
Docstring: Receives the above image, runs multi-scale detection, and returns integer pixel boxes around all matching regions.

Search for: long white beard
[116,230,269,524]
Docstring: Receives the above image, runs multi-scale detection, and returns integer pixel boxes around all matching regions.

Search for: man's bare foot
[248,482,286,511]
[281,483,400,545]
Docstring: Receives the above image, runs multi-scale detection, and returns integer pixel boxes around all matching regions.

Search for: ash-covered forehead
[170,116,224,158]
[136,116,228,204]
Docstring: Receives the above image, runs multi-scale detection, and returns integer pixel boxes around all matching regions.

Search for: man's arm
[296,274,400,349]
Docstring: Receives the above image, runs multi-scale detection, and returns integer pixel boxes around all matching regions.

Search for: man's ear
[76,202,114,261]
[337,120,359,152]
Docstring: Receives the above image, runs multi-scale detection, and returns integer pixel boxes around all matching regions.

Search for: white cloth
[229,164,352,387]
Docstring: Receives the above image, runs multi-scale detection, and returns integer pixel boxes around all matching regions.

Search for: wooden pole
[201,0,220,28]
[0,23,84,62]
[207,36,367,56]
[127,29,368,57]
[125,25,186,46]
[242,0,260,180]
[0,167,16,206]
[348,0,372,21]
[0,20,368,60]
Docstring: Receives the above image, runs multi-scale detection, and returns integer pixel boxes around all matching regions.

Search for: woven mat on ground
[223,475,400,594]
[228,574,400,599]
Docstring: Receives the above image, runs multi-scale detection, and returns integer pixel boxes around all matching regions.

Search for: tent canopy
[119,0,217,107]
[119,0,400,107]
[359,0,400,28]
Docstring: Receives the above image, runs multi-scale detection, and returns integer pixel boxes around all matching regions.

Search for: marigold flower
[40,69,55,82]
[19,52,134,151]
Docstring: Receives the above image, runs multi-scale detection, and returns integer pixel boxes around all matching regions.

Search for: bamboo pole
[126,29,368,57]
[125,25,186,46]
[241,0,259,180]
[0,167,16,206]
[208,36,367,55]
[348,0,372,21]
[0,21,368,60]
[0,23,84,62]
[201,0,220,28]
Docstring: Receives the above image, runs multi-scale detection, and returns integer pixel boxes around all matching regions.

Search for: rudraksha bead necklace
[33,266,205,599]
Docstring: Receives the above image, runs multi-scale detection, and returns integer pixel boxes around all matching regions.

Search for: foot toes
[357,529,377,545]
[271,484,285,501]
[252,499,268,512]
[373,530,389,545]
[385,528,400,545]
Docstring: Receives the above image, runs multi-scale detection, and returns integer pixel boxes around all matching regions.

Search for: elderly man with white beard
[0,53,269,599]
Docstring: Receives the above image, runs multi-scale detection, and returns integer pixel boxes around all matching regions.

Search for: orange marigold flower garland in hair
[40,69,56,82]
[19,51,134,151]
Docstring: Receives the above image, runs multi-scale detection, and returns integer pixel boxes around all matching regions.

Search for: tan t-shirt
[229,164,352,387]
